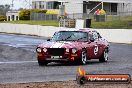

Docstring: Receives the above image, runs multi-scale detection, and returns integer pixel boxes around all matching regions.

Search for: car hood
[38,41,88,49]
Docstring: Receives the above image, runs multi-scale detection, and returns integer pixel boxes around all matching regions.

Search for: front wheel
[99,49,109,62]
[38,60,48,66]
[80,49,87,65]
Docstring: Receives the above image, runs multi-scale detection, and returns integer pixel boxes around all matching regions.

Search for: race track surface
[0,33,132,83]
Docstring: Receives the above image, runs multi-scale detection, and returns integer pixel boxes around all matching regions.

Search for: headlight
[66,48,69,52]
[36,48,42,53]
[43,48,47,52]
[72,48,77,53]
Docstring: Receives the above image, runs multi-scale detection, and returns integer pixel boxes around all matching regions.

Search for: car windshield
[52,31,88,41]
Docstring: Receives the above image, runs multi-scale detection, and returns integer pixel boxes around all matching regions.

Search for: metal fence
[66,11,132,21]
[30,11,132,22]
[30,12,58,20]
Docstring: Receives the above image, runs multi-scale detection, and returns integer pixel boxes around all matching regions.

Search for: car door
[93,31,104,58]
[96,31,104,57]
[86,31,97,59]
[87,31,101,59]
[92,31,101,58]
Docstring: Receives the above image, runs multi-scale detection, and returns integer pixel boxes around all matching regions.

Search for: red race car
[36,29,110,66]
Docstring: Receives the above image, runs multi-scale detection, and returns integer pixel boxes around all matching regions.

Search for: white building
[32,0,132,15]
[6,11,20,21]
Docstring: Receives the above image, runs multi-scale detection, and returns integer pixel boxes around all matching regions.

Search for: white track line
[0,61,37,64]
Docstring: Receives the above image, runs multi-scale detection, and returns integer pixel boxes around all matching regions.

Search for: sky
[1,0,32,9]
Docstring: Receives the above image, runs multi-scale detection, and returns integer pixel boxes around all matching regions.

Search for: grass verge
[91,20,132,29]
[1,20,59,27]
[1,16,132,29]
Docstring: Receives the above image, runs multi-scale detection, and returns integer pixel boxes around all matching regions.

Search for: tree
[19,9,30,20]
[0,4,10,16]
[0,15,6,21]
[19,9,47,20]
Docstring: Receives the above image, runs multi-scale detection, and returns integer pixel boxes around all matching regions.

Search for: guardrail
[0,23,132,44]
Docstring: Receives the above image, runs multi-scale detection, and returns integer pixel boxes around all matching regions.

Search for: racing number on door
[94,45,98,55]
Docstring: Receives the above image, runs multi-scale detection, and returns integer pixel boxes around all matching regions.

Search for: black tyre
[99,49,109,62]
[38,60,48,66]
[76,76,86,85]
[80,49,87,65]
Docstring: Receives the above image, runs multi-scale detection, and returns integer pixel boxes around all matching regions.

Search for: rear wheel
[38,60,48,66]
[99,49,109,62]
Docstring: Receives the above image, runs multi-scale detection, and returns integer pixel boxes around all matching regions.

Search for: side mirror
[90,38,94,42]
[47,39,51,41]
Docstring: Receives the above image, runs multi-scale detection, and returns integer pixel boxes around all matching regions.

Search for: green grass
[1,20,59,27]
[91,20,132,29]
[91,16,132,29]
[1,16,132,29]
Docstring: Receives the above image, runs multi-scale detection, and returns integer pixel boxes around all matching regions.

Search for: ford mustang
[36,29,110,66]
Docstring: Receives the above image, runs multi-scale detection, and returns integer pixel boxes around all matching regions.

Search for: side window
[88,32,94,40]
[92,32,99,40]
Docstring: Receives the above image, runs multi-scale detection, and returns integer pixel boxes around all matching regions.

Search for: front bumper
[37,53,80,62]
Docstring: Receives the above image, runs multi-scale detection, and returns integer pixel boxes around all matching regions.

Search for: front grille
[47,48,64,56]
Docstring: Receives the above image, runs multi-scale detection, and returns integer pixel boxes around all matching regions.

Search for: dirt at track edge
[0,80,132,88]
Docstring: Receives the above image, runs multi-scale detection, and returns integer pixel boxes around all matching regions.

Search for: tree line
[0,4,10,16]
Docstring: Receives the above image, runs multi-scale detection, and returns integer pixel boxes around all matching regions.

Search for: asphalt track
[0,33,132,83]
